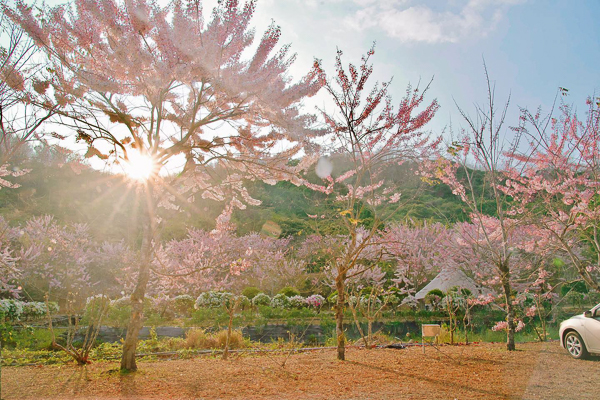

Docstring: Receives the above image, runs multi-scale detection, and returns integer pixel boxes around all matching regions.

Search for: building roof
[414,268,493,300]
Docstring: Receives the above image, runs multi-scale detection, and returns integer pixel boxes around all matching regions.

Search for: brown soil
[1,342,598,399]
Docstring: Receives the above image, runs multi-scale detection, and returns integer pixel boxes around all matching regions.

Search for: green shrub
[242,287,262,300]
[426,289,444,298]
[173,295,195,316]
[278,287,300,298]
[105,303,132,328]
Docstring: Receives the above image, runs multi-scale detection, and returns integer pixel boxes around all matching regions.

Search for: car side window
[594,308,600,318]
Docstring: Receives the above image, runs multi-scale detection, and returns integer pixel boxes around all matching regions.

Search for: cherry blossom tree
[505,97,600,292]
[382,222,450,298]
[0,4,58,188]
[0,216,24,297]
[344,264,388,347]
[7,0,322,370]
[307,45,438,360]
[149,228,302,296]
[0,214,134,301]
[425,68,528,350]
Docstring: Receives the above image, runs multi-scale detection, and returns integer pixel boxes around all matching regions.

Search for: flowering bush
[305,294,325,308]
[288,295,307,308]
[0,300,60,321]
[491,319,526,332]
[270,293,290,309]
[235,295,251,309]
[491,321,508,331]
[252,293,271,306]
[195,291,231,309]
[347,295,359,307]
[194,292,249,310]
[22,302,50,320]
[86,294,110,307]
[0,299,24,321]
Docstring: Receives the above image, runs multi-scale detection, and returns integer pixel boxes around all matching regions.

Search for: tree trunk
[335,271,346,361]
[348,299,368,347]
[500,265,516,351]
[463,313,469,345]
[120,215,153,371]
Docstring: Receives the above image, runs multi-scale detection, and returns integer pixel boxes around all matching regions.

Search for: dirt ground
[1,341,598,399]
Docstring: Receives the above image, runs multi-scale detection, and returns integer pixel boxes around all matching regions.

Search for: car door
[581,305,600,352]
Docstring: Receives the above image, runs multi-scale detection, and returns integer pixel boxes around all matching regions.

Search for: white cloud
[344,0,526,43]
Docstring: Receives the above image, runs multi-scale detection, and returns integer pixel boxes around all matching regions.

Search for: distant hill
[0,151,491,243]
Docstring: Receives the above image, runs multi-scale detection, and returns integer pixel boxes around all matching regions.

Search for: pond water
[87,320,446,344]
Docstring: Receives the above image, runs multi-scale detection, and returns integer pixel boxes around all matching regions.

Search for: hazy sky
[28,0,600,145]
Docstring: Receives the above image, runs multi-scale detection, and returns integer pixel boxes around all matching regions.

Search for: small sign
[422,324,441,337]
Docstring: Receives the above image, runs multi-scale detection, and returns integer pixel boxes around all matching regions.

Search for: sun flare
[122,150,156,182]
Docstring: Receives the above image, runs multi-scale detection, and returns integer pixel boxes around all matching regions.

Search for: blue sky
[26,0,600,143]
[243,0,600,137]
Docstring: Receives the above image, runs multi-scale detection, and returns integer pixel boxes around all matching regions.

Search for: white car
[559,303,600,359]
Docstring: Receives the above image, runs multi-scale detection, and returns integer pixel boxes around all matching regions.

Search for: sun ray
[121,150,158,182]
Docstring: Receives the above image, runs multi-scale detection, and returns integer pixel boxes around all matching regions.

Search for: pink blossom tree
[0,3,58,188]
[1,215,134,300]
[425,68,530,350]
[304,45,438,360]
[451,218,540,338]
[7,0,323,370]
[505,97,600,292]
[149,228,301,296]
[381,222,451,298]
[15,216,95,302]
[0,216,25,297]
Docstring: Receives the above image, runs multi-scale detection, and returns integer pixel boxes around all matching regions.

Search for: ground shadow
[346,359,510,398]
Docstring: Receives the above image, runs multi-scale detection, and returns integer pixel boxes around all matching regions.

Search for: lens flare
[122,150,156,182]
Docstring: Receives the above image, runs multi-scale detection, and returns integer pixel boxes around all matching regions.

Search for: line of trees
[1,0,598,374]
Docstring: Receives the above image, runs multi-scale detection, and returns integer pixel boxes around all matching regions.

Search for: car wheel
[565,331,589,359]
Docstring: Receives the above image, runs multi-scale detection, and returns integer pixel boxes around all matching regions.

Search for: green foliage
[242,287,262,300]
[144,312,172,327]
[189,308,229,326]
[426,289,444,298]
[560,281,589,296]
[173,295,195,317]
[278,287,300,298]
[11,327,54,350]
[105,303,132,328]
[0,311,15,346]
